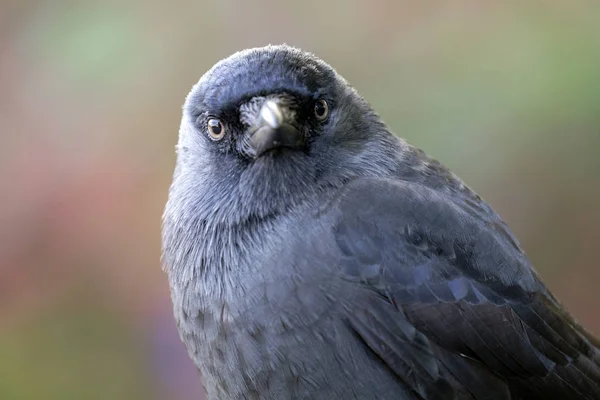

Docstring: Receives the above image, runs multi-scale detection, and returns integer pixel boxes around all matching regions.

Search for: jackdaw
[162,45,600,399]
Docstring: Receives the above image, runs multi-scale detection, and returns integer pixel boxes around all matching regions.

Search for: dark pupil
[315,102,325,116]
[210,120,222,134]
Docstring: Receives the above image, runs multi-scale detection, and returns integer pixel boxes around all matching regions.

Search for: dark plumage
[162,45,600,399]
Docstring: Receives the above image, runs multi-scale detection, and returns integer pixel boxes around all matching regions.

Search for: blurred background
[1,1,599,399]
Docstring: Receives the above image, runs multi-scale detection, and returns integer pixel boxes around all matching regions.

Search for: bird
[161,44,600,399]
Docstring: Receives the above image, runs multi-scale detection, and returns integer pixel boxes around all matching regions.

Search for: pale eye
[207,118,226,140]
[314,99,329,121]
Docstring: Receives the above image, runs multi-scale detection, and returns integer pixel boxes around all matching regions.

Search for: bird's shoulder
[328,176,537,292]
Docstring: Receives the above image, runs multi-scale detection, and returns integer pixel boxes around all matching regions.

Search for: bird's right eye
[207,118,226,141]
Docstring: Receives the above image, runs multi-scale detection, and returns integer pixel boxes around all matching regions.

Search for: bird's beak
[248,100,305,158]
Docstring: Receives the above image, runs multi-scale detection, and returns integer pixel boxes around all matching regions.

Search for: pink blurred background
[1,1,599,399]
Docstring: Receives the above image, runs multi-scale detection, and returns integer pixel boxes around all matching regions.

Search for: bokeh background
[1,1,599,399]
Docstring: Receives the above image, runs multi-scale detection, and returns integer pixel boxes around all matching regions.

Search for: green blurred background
[1,1,599,399]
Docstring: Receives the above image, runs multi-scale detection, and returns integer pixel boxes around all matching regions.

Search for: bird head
[169,45,398,226]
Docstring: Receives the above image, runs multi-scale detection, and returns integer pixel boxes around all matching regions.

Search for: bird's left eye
[314,99,329,121]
